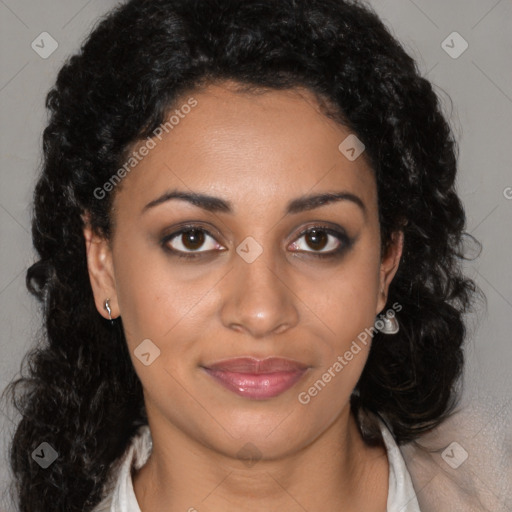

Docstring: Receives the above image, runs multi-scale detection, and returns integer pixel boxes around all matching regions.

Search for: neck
[133,407,389,512]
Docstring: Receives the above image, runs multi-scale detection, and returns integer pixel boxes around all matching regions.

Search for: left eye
[289,227,345,254]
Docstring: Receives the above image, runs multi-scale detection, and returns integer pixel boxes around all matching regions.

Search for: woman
[2,0,490,510]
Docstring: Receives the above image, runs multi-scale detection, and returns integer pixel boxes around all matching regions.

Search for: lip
[204,356,309,373]
[201,357,309,400]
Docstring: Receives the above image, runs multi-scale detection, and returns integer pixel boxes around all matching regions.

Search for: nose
[219,244,299,339]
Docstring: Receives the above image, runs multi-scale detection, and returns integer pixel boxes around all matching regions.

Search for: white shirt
[92,420,421,512]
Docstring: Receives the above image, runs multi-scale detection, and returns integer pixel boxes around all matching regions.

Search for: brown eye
[304,229,329,251]
[181,229,206,250]
[163,227,221,256]
[289,226,351,258]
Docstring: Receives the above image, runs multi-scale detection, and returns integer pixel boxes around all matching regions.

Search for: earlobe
[376,230,404,315]
[83,221,119,320]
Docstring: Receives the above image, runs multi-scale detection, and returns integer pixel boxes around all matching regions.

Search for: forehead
[112,82,377,218]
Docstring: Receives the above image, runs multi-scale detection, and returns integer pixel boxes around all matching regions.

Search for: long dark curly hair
[2,0,483,510]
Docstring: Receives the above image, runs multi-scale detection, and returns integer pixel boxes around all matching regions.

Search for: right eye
[161,227,224,259]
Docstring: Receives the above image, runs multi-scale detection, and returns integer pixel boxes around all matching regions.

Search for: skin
[84,81,403,512]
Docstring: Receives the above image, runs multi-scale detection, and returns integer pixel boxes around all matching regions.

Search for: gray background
[0,0,511,510]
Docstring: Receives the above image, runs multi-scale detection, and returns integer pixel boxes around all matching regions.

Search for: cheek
[111,237,192,346]
[296,241,381,399]
[310,250,381,346]
[296,347,368,434]
[296,270,378,422]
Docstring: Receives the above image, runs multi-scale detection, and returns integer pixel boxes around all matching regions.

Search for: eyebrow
[142,189,366,217]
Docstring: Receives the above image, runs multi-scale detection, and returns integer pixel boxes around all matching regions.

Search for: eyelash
[160,224,353,261]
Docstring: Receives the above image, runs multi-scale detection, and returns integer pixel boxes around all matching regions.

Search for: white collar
[380,420,422,511]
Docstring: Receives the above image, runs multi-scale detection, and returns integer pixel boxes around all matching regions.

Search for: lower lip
[203,368,308,399]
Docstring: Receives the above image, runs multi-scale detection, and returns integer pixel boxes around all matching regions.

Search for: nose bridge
[220,236,299,337]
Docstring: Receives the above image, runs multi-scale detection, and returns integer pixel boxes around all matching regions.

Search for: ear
[82,214,119,320]
[376,230,404,315]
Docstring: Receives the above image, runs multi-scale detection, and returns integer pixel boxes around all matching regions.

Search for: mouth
[201,357,310,400]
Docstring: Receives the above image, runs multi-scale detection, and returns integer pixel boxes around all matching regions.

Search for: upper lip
[203,357,309,373]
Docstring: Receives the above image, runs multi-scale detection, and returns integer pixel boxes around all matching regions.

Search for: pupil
[307,229,328,250]
[182,229,205,250]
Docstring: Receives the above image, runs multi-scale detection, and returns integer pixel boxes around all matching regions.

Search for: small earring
[379,314,399,335]
[104,298,114,326]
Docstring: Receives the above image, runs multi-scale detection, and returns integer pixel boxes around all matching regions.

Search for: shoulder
[399,399,512,512]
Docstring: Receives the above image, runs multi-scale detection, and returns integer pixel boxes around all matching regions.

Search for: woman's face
[85,82,402,459]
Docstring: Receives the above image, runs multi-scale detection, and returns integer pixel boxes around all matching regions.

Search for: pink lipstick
[202,357,309,400]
